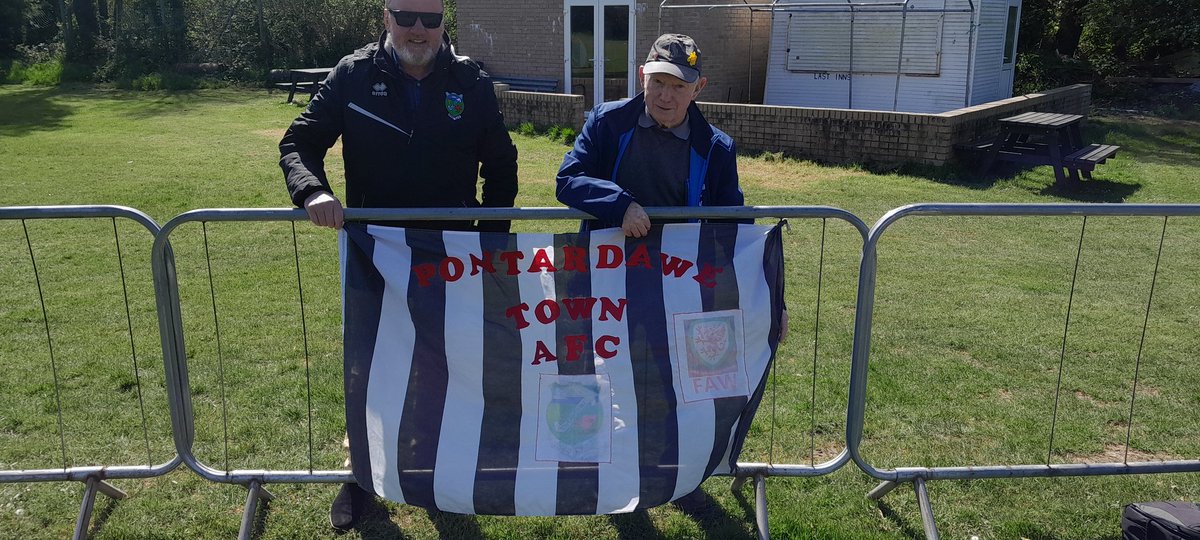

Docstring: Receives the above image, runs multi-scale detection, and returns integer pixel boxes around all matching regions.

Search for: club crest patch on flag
[537,375,612,463]
[340,222,785,516]
[445,92,465,120]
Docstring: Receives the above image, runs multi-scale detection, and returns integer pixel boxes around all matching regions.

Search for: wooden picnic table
[981,112,1086,185]
[975,111,1122,186]
[282,67,333,103]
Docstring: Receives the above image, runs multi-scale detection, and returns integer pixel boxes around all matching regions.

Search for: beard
[394,41,439,70]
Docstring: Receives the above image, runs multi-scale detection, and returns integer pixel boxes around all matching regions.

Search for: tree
[0,0,24,59]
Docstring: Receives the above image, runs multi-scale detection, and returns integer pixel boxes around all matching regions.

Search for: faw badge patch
[674,309,750,402]
[445,92,465,120]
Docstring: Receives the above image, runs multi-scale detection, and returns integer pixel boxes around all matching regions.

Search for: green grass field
[0,84,1197,539]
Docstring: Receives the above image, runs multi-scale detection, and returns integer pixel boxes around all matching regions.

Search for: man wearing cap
[555,33,745,237]
[278,0,518,531]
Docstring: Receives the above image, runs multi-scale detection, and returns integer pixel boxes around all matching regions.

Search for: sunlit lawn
[0,84,1197,539]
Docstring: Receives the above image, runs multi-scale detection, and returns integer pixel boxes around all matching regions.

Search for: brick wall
[639,1,774,104]
[496,88,587,132]
[700,84,1093,166]
[495,84,1092,167]
[456,0,563,85]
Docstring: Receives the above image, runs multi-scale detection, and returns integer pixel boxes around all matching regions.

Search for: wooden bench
[1063,143,1120,182]
[491,76,558,93]
[1065,144,1120,170]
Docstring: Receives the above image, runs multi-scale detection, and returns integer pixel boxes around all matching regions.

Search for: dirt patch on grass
[1066,443,1178,464]
[1135,384,1161,397]
[998,388,1013,402]
[1073,390,1109,407]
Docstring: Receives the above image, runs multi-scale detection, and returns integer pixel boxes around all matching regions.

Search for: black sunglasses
[387,10,444,28]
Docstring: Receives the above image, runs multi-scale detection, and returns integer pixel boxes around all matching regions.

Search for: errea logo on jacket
[371,83,387,97]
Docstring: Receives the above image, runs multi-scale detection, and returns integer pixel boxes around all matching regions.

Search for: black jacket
[279,34,518,231]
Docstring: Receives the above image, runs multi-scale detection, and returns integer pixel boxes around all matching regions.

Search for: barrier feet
[867,478,940,540]
[237,480,276,540]
[73,476,128,540]
[913,478,940,540]
[753,474,770,540]
[867,480,899,500]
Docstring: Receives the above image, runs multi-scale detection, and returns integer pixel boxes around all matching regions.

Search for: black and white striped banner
[340,222,784,515]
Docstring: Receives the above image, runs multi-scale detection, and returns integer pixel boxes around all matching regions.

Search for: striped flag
[340,222,784,515]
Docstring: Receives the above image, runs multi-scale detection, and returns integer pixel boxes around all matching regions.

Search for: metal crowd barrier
[846,203,1200,540]
[0,206,182,540]
[151,206,867,540]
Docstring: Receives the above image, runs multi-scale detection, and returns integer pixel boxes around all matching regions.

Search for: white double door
[564,0,637,108]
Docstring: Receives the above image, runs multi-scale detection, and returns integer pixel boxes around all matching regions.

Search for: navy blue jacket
[555,94,745,231]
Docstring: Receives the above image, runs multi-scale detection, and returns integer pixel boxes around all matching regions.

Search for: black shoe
[330,482,369,531]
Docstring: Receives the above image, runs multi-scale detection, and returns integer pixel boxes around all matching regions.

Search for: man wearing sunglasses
[278,0,518,530]
[280,0,518,234]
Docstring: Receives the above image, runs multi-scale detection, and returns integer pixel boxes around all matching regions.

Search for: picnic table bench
[274,67,333,103]
[960,112,1120,186]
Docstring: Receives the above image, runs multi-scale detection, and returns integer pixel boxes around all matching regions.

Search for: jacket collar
[621,93,716,154]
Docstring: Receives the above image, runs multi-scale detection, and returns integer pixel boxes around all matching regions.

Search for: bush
[129,71,198,91]
[130,73,162,90]
[547,126,562,141]
[21,57,63,86]
[557,127,577,145]
[517,122,535,137]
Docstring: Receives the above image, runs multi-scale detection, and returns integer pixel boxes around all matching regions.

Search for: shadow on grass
[609,511,659,539]
[425,507,483,539]
[247,498,271,540]
[875,500,927,540]
[0,87,74,137]
[896,158,1145,202]
[0,84,281,133]
[352,496,410,539]
[674,488,756,540]
[1039,178,1143,202]
[83,495,121,539]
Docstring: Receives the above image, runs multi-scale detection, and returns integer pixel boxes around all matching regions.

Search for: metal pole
[754,474,770,540]
[238,481,276,540]
[914,478,940,540]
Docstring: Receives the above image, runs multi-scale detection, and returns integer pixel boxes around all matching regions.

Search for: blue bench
[491,76,559,93]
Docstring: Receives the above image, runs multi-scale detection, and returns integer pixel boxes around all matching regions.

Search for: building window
[1003,6,1018,64]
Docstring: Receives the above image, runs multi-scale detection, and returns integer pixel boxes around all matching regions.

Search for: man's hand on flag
[305,191,345,229]
[622,202,651,238]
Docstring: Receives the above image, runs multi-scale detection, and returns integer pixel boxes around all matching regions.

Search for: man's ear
[692,76,708,99]
[637,65,646,89]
